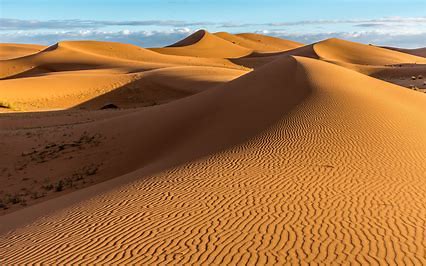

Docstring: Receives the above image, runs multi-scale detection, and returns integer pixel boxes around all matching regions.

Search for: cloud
[0,18,214,30]
[262,30,426,48]
[1,28,425,48]
[2,17,426,31]
[0,29,194,47]
[1,16,426,48]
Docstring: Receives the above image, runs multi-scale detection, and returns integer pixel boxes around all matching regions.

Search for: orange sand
[0,31,426,264]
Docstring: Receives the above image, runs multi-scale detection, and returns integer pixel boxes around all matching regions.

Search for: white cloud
[1,17,426,48]
[2,17,426,31]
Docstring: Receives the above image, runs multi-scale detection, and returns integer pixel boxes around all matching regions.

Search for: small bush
[42,183,54,191]
[0,199,7,209]
[5,193,22,205]
[55,180,64,192]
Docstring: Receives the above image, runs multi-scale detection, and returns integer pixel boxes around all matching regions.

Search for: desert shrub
[5,193,22,204]
[55,180,64,192]
[0,200,6,209]
[42,183,54,191]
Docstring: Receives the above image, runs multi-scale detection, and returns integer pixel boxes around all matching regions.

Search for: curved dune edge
[1,56,426,264]
[0,43,47,60]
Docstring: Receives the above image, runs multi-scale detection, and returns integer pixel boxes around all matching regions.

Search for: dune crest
[151,30,253,58]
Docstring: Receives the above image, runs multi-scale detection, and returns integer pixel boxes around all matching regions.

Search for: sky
[1,0,425,48]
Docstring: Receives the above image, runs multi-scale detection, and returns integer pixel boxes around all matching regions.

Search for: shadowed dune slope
[1,56,426,264]
[0,40,246,79]
[0,66,246,111]
[383,46,426,58]
[150,30,252,58]
[0,43,46,60]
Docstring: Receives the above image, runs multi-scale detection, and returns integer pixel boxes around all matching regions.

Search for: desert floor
[1,30,426,264]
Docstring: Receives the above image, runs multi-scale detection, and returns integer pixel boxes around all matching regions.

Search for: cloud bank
[1,17,426,48]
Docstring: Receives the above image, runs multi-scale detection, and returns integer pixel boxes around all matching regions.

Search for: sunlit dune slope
[0,43,46,60]
[0,40,246,79]
[1,55,426,264]
[215,32,303,52]
[237,32,303,51]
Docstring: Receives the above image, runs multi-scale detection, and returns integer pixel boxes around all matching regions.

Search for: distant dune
[383,46,426,58]
[1,31,426,264]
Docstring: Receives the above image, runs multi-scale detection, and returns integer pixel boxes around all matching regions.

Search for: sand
[383,46,426,58]
[1,31,426,264]
[0,43,46,60]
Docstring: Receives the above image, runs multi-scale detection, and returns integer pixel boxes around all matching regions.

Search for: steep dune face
[150,30,253,58]
[0,43,46,60]
[1,56,426,264]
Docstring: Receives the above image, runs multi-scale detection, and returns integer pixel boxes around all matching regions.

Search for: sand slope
[215,32,303,52]
[0,66,246,111]
[0,43,46,60]
[383,46,426,58]
[1,54,426,264]
[237,33,303,50]
[235,38,426,69]
[150,30,253,58]
[0,40,246,80]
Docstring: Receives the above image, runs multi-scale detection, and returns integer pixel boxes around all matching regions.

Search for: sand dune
[151,30,303,59]
[0,66,245,111]
[215,32,303,52]
[383,46,426,58]
[0,43,46,60]
[0,40,246,80]
[150,30,253,58]
[235,38,426,69]
[237,33,303,50]
[1,32,426,264]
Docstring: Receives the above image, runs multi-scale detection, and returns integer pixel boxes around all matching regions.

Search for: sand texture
[1,31,426,264]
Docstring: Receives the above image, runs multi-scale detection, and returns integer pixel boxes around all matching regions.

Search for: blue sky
[1,0,425,48]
